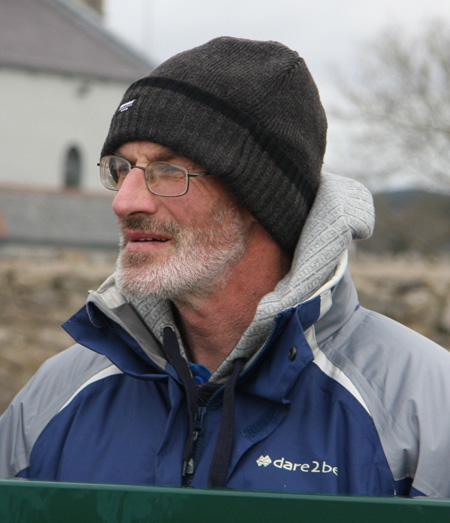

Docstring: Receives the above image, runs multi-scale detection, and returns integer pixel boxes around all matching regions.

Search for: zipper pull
[182,406,207,482]
[193,406,207,441]
[183,457,195,476]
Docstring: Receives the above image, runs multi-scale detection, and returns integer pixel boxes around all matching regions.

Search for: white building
[0,0,153,192]
[0,0,154,247]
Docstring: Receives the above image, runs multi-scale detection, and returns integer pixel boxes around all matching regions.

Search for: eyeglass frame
[98,155,210,197]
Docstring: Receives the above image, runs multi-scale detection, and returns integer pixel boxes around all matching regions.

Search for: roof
[0,0,154,81]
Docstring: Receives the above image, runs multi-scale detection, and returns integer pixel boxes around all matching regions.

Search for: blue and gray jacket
[1,174,449,497]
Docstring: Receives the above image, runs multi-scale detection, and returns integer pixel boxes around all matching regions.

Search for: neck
[172,225,291,372]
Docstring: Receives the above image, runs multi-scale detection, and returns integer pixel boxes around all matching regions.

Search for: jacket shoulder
[0,344,116,477]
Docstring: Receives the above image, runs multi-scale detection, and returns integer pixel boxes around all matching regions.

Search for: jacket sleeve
[335,307,450,498]
[0,344,113,478]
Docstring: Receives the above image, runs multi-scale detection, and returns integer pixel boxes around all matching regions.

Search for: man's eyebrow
[114,147,179,163]
[155,149,179,162]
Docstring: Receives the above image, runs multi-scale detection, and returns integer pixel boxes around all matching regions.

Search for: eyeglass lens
[102,156,189,196]
[151,163,188,196]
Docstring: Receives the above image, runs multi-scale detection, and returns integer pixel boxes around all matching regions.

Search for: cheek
[167,192,216,225]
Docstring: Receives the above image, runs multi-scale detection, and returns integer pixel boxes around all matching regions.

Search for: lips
[126,230,171,242]
[122,229,172,251]
[134,237,168,242]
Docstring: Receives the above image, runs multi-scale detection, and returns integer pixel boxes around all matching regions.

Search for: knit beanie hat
[101,37,327,253]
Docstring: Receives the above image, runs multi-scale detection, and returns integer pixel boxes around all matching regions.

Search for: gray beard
[115,201,249,303]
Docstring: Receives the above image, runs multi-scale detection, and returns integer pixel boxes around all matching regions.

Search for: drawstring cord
[163,326,244,488]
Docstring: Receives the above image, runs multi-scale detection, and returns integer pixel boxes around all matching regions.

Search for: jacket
[1,173,450,497]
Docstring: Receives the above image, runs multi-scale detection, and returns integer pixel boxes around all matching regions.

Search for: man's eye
[156,164,184,178]
[112,161,128,178]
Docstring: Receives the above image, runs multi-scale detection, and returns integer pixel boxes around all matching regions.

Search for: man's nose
[112,168,159,218]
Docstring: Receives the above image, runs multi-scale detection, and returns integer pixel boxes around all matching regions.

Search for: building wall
[0,67,129,192]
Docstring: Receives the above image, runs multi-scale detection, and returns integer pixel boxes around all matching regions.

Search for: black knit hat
[101,37,327,253]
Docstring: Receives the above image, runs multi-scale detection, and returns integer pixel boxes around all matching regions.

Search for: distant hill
[359,189,450,255]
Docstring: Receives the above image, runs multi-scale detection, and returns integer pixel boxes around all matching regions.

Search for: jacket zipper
[182,388,223,486]
[182,405,206,481]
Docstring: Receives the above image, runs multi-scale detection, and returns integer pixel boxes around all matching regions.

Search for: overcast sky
[103,0,449,183]
[104,0,448,85]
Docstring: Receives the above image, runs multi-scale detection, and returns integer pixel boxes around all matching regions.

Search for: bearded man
[1,37,450,498]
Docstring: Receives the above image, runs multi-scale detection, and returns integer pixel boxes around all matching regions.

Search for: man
[1,37,450,497]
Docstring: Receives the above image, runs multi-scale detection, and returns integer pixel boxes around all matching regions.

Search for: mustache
[118,216,183,250]
[118,216,182,236]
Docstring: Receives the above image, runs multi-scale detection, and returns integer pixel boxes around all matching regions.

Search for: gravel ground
[0,248,449,413]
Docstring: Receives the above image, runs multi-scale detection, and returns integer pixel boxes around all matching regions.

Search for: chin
[114,257,224,303]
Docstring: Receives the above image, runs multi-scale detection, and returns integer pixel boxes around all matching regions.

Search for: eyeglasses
[98,155,210,197]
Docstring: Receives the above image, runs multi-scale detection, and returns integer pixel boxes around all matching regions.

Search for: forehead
[115,141,196,166]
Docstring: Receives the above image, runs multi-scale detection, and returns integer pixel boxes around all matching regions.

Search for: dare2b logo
[256,455,338,476]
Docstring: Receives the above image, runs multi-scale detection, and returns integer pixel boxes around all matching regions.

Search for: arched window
[64,147,82,188]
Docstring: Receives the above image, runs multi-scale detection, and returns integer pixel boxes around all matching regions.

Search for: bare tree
[332,19,450,190]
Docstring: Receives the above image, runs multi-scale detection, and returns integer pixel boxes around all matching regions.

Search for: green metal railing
[1,479,450,522]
